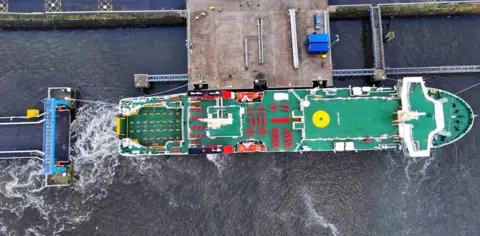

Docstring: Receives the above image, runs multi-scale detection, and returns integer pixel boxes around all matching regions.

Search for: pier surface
[188,0,331,90]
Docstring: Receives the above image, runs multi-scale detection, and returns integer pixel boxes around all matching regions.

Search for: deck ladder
[43,99,55,174]
[42,98,68,175]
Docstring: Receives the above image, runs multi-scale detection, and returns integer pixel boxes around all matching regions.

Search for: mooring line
[456,81,480,95]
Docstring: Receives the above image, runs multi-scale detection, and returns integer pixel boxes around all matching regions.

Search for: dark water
[9,0,185,12]
[330,0,467,5]
[1,3,480,236]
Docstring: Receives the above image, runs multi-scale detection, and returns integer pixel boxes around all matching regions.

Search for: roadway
[0,119,43,152]
[0,111,71,161]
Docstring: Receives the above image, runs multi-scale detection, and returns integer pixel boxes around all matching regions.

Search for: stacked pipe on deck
[270,128,280,149]
[245,127,267,137]
[283,128,293,149]
[190,107,205,139]
[270,103,289,113]
[270,104,278,112]
[247,105,267,128]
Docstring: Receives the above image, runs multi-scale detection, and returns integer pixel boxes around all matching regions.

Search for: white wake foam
[303,193,340,236]
[206,154,228,174]
[0,103,120,235]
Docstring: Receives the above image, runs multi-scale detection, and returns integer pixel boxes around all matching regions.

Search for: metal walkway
[146,65,480,81]
[146,74,189,82]
[0,98,70,175]
[333,69,376,77]
[386,65,480,75]
[332,65,480,77]
[370,7,385,70]
[0,120,43,152]
[43,98,69,174]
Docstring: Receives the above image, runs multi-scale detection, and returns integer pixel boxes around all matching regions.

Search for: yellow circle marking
[312,110,330,128]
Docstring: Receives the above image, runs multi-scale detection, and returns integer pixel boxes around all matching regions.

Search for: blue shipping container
[308,43,329,53]
[308,34,329,43]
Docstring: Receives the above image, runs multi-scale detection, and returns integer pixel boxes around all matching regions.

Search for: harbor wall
[328,1,480,20]
[0,10,186,30]
[380,1,480,18]
[327,5,371,20]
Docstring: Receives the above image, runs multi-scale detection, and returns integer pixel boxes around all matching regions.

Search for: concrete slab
[188,0,328,13]
[188,0,332,90]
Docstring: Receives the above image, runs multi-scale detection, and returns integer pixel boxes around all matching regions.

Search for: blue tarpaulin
[308,43,329,53]
[307,34,329,53]
[308,34,329,43]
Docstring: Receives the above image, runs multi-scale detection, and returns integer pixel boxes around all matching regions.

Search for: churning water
[0,103,120,235]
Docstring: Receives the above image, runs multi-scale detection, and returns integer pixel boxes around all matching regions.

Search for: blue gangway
[43,98,69,174]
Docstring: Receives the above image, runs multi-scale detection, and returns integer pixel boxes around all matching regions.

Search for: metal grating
[370,7,385,69]
[45,0,62,12]
[377,7,386,69]
[332,69,375,77]
[386,65,480,75]
[0,0,7,12]
[42,99,55,174]
[42,98,69,174]
[147,74,189,82]
[332,65,480,77]
[98,0,113,11]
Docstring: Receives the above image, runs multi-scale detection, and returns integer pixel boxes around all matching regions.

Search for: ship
[116,77,474,158]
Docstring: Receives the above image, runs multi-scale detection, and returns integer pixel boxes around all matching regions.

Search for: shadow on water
[330,19,374,70]
[384,16,480,67]
[9,0,186,12]
[330,0,436,5]
[0,26,188,235]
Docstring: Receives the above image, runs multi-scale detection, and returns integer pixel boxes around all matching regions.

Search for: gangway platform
[0,88,76,186]
[0,118,43,152]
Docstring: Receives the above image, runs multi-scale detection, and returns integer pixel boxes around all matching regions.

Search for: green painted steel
[118,82,474,157]
[125,107,182,147]
[407,84,436,150]
[303,97,399,139]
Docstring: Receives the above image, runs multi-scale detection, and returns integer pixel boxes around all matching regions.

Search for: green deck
[303,97,399,139]
[117,79,474,157]
[430,89,474,147]
[407,84,436,150]
[207,106,243,137]
[126,107,182,147]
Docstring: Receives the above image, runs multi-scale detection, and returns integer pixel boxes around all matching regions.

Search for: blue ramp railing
[43,98,69,174]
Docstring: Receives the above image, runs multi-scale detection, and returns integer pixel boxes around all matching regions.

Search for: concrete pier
[134,74,150,88]
[0,10,186,30]
[380,1,480,18]
[187,0,332,90]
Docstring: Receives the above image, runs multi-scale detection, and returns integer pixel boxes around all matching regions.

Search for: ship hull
[117,77,474,157]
